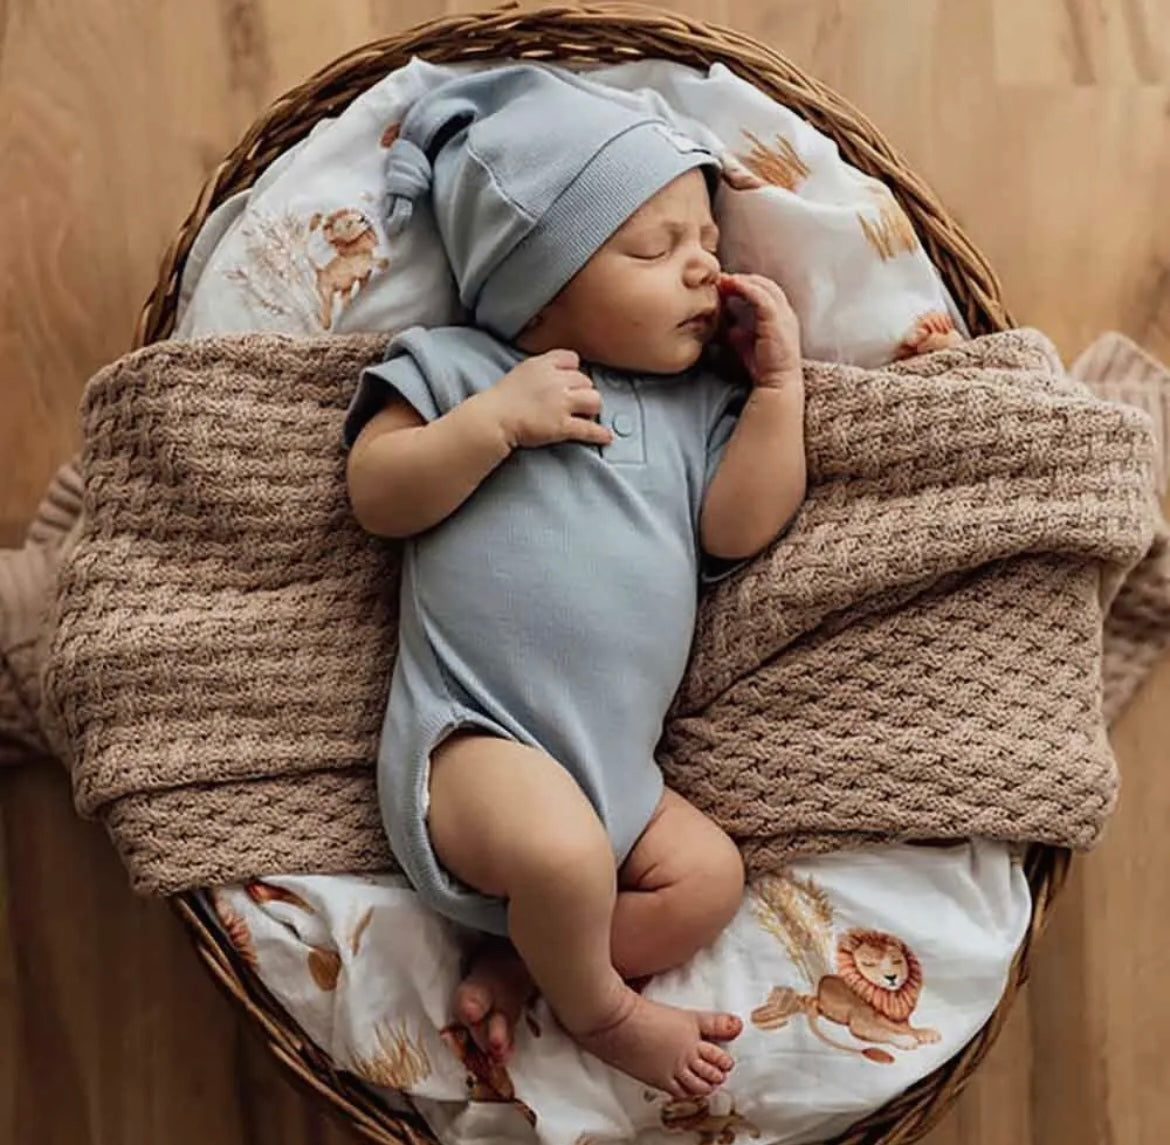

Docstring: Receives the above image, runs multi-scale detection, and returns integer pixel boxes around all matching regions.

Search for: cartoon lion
[308,207,389,328]
[660,1094,760,1144]
[439,1024,537,1126]
[752,928,940,1063]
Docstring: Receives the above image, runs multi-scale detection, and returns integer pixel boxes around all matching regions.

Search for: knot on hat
[384,137,433,237]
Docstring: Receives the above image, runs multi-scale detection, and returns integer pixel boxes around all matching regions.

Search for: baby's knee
[511,812,614,894]
[689,831,746,933]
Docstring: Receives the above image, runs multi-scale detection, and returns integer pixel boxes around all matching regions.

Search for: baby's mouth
[679,308,719,334]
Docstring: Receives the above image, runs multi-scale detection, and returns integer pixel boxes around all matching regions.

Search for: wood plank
[920,995,1033,1145]
[0,762,372,1143]
[0,796,16,1145]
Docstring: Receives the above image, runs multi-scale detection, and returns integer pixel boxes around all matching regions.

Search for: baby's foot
[573,988,742,1099]
[454,939,536,1062]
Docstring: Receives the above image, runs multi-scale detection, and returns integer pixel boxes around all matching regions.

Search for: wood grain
[2,1,1168,1142]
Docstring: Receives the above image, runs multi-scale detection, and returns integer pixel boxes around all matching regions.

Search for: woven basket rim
[142,5,1056,1144]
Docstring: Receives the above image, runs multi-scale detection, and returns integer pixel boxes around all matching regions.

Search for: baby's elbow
[705,536,770,563]
[700,519,770,563]
[348,493,401,540]
[701,496,804,563]
[351,502,410,541]
[346,453,410,540]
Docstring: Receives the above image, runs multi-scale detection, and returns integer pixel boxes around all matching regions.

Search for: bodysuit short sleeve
[342,327,461,448]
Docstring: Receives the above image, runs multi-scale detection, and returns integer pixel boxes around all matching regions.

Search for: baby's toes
[487,1011,514,1061]
[675,1064,716,1098]
[689,1051,728,1088]
[698,1011,743,1043]
[454,980,490,1026]
[698,1040,735,1074]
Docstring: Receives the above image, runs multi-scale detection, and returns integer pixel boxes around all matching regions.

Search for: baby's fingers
[563,369,596,390]
[727,324,755,361]
[569,386,603,418]
[565,417,613,447]
[720,272,790,318]
[541,348,581,370]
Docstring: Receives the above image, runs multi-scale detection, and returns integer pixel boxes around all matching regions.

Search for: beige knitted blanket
[23,328,1170,894]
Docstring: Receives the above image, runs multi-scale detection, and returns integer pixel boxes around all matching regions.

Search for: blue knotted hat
[383,65,719,339]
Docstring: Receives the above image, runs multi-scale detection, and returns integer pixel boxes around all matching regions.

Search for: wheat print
[751,873,834,987]
[790,872,834,930]
[223,209,322,332]
[348,1020,433,1090]
[736,129,812,190]
[857,196,919,260]
[350,905,375,956]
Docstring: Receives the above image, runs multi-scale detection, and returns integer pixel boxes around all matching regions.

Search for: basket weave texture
[138,5,1063,1143]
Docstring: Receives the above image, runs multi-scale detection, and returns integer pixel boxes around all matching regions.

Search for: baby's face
[519,170,721,374]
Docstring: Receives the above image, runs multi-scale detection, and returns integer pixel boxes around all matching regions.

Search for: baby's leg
[428,734,740,1097]
[612,788,745,980]
[455,787,744,1059]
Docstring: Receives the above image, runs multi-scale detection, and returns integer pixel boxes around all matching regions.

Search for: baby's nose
[686,250,720,286]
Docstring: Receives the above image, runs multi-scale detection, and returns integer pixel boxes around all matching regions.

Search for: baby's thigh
[620,788,744,899]
[427,732,610,898]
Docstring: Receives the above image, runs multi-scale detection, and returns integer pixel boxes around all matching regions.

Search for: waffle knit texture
[14,327,1170,895]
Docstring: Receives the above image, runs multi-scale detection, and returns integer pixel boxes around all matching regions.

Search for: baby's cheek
[629,293,673,336]
[604,300,652,340]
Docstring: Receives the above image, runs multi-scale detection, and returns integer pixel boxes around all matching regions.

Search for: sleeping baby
[344,65,807,1099]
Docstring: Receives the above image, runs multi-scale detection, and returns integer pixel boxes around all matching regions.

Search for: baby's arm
[347,348,612,538]
[348,392,511,538]
[700,274,807,562]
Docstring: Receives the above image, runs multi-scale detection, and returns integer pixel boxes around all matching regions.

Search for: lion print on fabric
[440,1024,538,1127]
[308,207,390,328]
[209,887,258,969]
[224,204,389,331]
[750,872,940,1063]
[658,1093,761,1143]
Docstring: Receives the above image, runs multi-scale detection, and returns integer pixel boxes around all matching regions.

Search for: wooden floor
[3,1,1169,1142]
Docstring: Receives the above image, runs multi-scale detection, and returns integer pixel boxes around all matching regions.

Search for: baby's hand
[718,273,802,388]
[486,349,614,450]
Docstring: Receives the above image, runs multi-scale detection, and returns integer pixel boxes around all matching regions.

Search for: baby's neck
[512,323,572,359]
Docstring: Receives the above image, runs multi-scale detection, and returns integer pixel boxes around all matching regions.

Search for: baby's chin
[628,332,710,376]
[660,329,713,373]
[586,324,711,375]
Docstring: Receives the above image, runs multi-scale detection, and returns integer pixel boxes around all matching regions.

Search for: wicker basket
[136,5,1069,1142]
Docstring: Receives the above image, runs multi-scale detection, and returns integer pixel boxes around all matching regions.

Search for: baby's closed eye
[624,241,670,261]
[620,222,720,262]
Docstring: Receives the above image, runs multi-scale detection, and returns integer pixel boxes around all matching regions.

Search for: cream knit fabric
[18,328,1170,894]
